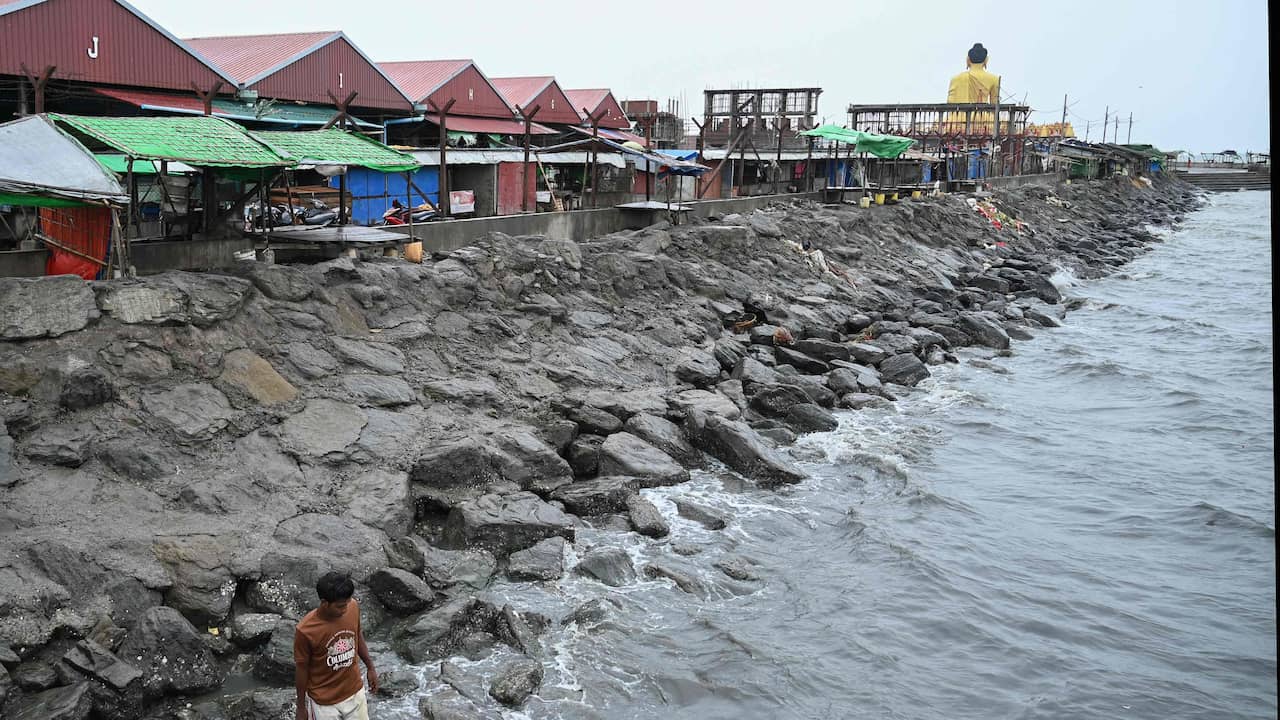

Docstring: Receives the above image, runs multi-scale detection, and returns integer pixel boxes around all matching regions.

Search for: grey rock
[272,514,386,571]
[280,399,366,457]
[329,337,405,374]
[757,427,798,445]
[442,492,576,555]
[643,561,711,597]
[626,494,669,538]
[566,404,622,435]
[597,432,689,488]
[540,419,578,454]
[366,568,439,615]
[551,476,638,515]
[62,639,141,691]
[749,213,784,238]
[143,383,235,442]
[792,338,851,363]
[152,534,237,627]
[340,374,416,407]
[391,596,501,663]
[826,368,862,396]
[574,548,636,587]
[878,353,931,387]
[251,618,296,683]
[12,661,59,691]
[684,412,806,485]
[566,434,603,478]
[423,376,501,405]
[623,413,699,467]
[496,604,540,657]
[564,599,609,626]
[116,607,221,697]
[58,367,115,410]
[6,681,93,720]
[747,383,813,417]
[489,657,543,706]
[338,467,412,538]
[96,439,172,481]
[848,342,888,366]
[930,324,972,348]
[731,356,783,388]
[959,311,1012,349]
[784,403,839,434]
[490,429,574,494]
[674,499,727,530]
[244,264,314,302]
[506,536,566,581]
[22,423,94,467]
[674,350,721,387]
[839,392,888,409]
[419,545,497,591]
[715,556,760,581]
[376,668,420,698]
[712,338,748,371]
[0,276,98,339]
[1023,305,1063,327]
[670,389,741,420]
[1004,322,1035,341]
[774,346,829,374]
[411,437,501,489]
[244,553,324,619]
[229,613,281,649]
[95,272,250,326]
[281,342,340,379]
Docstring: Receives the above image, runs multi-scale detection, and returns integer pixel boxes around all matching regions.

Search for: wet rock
[959,311,1012,349]
[597,432,689,488]
[376,667,420,698]
[757,427,798,445]
[574,548,636,587]
[152,534,237,627]
[391,596,501,663]
[566,434,603,478]
[116,606,221,698]
[442,492,576,555]
[217,349,297,406]
[731,356,783,388]
[1004,322,1035,341]
[21,423,94,467]
[506,536,566,581]
[712,338,748,371]
[747,383,813,418]
[792,338,851,363]
[0,276,99,339]
[6,681,93,720]
[878,353,931,387]
[774,346,829,374]
[825,367,863,396]
[244,264,313,302]
[365,568,439,615]
[839,392,888,409]
[564,598,610,626]
[12,661,59,691]
[329,337,405,374]
[674,499,727,530]
[423,376,502,405]
[626,494,670,539]
[551,476,638,515]
[489,657,543,706]
[281,342,339,379]
[1023,305,1064,327]
[280,399,366,457]
[142,383,235,442]
[643,561,710,597]
[62,639,141,691]
[684,412,806,485]
[784,403,839,434]
[339,467,412,538]
[674,350,721,387]
[490,429,574,494]
[244,553,324,619]
[95,272,250,326]
[1024,273,1062,303]
[540,419,578,454]
[251,618,297,683]
[96,439,172,481]
[340,373,416,407]
[419,545,497,591]
[229,613,281,649]
[566,404,622,435]
[715,556,760,581]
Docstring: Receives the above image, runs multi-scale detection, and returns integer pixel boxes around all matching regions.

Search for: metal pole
[773,112,784,195]
[645,116,653,203]
[1102,105,1109,143]
[1127,113,1133,144]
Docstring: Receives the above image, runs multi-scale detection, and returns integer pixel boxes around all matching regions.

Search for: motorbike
[379,200,435,226]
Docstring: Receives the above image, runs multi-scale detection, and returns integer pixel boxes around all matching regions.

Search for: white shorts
[307,687,369,720]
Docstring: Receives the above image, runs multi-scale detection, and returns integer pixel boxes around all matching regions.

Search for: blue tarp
[333,167,440,225]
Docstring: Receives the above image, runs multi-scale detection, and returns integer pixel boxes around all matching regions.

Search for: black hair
[316,572,355,602]
[968,43,988,64]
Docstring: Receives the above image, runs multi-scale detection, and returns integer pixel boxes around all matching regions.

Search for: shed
[379,59,515,120]
[491,76,583,125]
[184,31,412,112]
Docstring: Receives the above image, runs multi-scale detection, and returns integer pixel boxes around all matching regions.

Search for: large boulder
[365,568,439,615]
[878,353,931,387]
[411,437,501,489]
[251,618,297,683]
[329,337,405,374]
[339,467,413,538]
[490,429,574,495]
[489,657,543,707]
[340,374,416,407]
[506,537,566,581]
[116,607,221,698]
[142,383,236,442]
[21,424,94,467]
[244,553,324,619]
[597,433,689,488]
[442,492,576,555]
[674,351,721,387]
[747,383,814,418]
[574,548,636,587]
[774,347,830,374]
[566,404,622,435]
[418,545,497,591]
[669,389,741,420]
[792,338,851,363]
[229,613,281,649]
[280,399,367,457]
[784,404,839,434]
[848,342,887,366]
[0,276,98,339]
[622,413,700,467]
[551,476,638,516]
[958,311,1012,349]
[626,494,669,538]
[6,681,93,720]
[152,534,237,627]
[218,349,297,406]
[95,272,250,326]
[684,412,805,486]
[391,596,501,663]
[244,264,314,302]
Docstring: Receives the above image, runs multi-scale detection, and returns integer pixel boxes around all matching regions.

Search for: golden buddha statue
[944,43,1000,134]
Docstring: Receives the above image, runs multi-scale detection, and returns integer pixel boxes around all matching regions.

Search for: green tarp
[52,114,291,168]
[800,124,916,159]
[252,129,419,172]
[0,191,92,208]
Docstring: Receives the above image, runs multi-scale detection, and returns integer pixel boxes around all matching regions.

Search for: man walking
[295,572,379,719]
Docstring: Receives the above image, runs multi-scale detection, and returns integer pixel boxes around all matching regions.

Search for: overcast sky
[134,0,1269,154]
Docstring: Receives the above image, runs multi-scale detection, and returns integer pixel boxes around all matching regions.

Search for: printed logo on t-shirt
[326,630,357,670]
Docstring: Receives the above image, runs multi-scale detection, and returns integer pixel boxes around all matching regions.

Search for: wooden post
[804,130,814,193]
[190,81,225,116]
[428,98,457,217]
[517,103,541,213]
[773,112,784,195]
[1102,105,1109,143]
[585,106,607,208]
[125,158,137,238]
[1127,112,1133,144]
[20,64,55,115]
[644,115,654,203]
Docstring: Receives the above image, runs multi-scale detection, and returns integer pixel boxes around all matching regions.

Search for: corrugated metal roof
[408,148,627,168]
[184,31,337,84]
[252,129,418,171]
[93,87,380,128]
[492,76,553,110]
[51,114,291,168]
[378,59,471,104]
[565,89,610,118]
[424,113,554,135]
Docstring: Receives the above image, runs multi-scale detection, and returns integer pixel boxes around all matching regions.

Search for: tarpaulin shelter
[50,114,292,169]
[800,124,916,159]
[251,129,420,172]
[0,115,131,280]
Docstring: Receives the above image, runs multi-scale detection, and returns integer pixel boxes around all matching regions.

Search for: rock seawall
[0,176,1200,717]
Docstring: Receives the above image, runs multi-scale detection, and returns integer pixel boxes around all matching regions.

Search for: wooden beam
[517,103,541,213]
[20,64,55,115]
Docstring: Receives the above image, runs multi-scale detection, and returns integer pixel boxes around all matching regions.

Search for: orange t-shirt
[293,600,364,706]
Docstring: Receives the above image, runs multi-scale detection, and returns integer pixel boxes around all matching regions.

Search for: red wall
[251,37,410,111]
[428,65,512,118]
[496,162,531,216]
[0,0,228,92]
[526,81,581,125]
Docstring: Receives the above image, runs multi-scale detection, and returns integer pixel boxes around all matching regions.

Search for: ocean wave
[1189,502,1276,537]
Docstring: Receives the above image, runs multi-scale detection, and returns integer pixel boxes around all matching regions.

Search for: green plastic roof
[51,114,291,168]
[251,129,419,172]
[800,124,916,159]
[209,99,380,128]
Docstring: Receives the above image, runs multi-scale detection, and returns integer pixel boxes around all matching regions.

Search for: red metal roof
[424,113,554,135]
[95,87,204,113]
[492,76,582,125]
[565,88,631,129]
[184,31,336,84]
[0,0,234,92]
[380,60,515,118]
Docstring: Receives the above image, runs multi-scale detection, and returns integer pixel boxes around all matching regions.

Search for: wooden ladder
[533,152,564,211]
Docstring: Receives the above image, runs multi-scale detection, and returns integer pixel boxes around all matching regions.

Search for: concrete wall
[986,173,1062,189]
[0,249,49,278]
[131,237,254,275]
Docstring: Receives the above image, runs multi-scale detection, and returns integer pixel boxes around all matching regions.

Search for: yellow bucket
[874,193,886,205]
[891,192,899,201]
[911,191,923,199]
[858,196,872,208]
